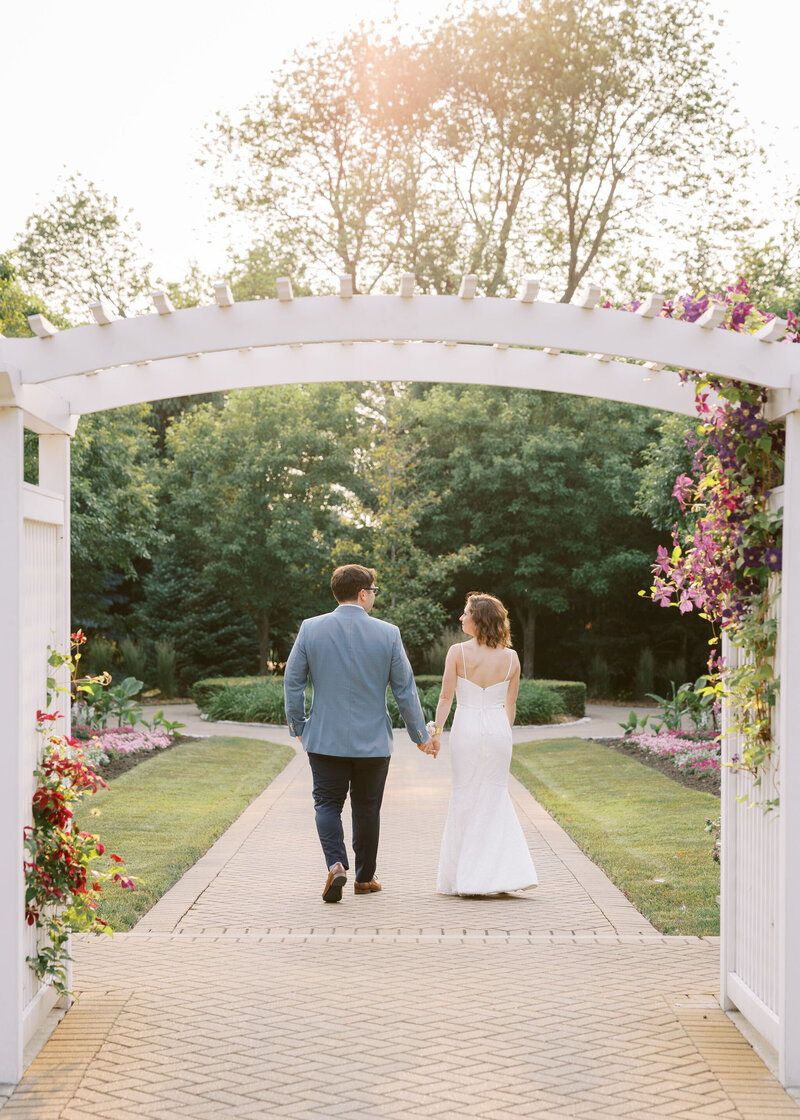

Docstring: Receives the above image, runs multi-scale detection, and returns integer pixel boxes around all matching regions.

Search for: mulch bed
[90,736,201,782]
[591,737,720,798]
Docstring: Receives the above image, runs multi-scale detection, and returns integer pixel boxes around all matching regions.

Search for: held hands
[418,736,440,758]
[422,720,443,758]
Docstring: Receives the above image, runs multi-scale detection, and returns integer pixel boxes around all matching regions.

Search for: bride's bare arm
[505,652,521,727]
[435,646,458,733]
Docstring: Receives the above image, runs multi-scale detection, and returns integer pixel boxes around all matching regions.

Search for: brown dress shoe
[322,866,347,903]
[354,878,382,894]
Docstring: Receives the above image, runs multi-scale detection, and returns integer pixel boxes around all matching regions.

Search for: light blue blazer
[284,604,428,757]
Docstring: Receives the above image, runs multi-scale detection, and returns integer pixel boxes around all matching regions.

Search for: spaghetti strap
[503,650,513,682]
[461,643,468,681]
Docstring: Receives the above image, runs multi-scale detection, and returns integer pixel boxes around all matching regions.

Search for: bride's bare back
[433,594,521,736]
[456,639,519,688]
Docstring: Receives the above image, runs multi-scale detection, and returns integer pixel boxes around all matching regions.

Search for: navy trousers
[307,753,391,883]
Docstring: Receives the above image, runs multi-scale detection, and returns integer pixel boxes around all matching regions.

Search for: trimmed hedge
[193,674,581,727]
[535,680,586,718]
[514,680,568,725]
[386,674,584,717]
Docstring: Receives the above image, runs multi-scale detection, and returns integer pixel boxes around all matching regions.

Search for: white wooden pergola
[1,275,799,1088]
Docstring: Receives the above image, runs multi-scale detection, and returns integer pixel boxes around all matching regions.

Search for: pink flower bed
[95,730,171,755]
[625,730,721,777]
[73,726,172,761]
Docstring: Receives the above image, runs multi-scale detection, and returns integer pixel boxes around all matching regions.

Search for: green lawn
[75,736,294,930]
[511,738,720,935]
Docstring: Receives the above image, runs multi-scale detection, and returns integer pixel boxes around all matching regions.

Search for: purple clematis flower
[765,548,782,572]
[742,546,763,568]
[737,400,760,420]
[742,416,767,440]
[730,302,753,329]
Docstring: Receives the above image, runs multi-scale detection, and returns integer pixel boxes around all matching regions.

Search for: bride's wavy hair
[466,593,512,649]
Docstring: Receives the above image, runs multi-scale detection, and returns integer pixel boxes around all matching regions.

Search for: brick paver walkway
[3,717,799,1119]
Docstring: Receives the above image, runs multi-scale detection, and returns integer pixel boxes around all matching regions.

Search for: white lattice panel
[722,621,781,1046]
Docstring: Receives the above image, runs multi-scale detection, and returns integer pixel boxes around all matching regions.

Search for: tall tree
[203,24,463,294]
[0,256,70,337]
[337,384,479,662]
[71,407,161,630]
[14,174,152,319]
[635,412,697,534]
[427,0,749,300]
[163,384,362,672]
[410,386,661,676]
[204,0,749,301]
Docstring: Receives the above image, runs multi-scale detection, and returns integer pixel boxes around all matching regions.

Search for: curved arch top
[55,341,698,420]
[3,293,799,391]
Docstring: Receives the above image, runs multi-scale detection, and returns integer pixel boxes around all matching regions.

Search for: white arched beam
[57,342,698,419]
[4,295,797,390]
[0,367,76,436]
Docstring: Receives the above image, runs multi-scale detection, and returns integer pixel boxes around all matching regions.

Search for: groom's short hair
[331,564,376,603]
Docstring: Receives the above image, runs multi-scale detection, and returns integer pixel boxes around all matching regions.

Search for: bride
[431,593,538,896]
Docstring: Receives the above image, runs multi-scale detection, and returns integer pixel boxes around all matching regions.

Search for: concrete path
[3,708,799,1119]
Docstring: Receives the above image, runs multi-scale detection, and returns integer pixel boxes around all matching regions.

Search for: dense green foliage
[71,407,161,630]
[408,388,669,676]
[0,256,69,338]
[160,384,364,673]
[34,372,713,697]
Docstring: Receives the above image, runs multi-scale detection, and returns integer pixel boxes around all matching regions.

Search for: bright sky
[2,0,799,285]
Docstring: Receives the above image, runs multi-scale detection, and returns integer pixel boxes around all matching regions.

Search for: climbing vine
[641,280,798,802]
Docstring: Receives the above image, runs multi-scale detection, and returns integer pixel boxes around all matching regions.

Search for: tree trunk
[520,607,535,679]
[257,609,271,675]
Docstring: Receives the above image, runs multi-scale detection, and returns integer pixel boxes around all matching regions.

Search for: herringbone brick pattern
[3,726,798,1119]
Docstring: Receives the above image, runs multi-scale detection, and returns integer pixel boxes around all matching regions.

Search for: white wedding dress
[437,647,539,896]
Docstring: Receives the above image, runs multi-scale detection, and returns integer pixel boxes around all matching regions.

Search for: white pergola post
[779,409,800,1086]
[0,406,26,1085]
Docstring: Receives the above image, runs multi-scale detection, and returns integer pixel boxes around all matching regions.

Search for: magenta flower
[653,579,672,607]
[672,474,693,511]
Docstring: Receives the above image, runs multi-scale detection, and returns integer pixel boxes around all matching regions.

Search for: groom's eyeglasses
[366,586,380,593]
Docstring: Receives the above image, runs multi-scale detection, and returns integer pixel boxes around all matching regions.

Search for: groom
[284,564,436,903]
